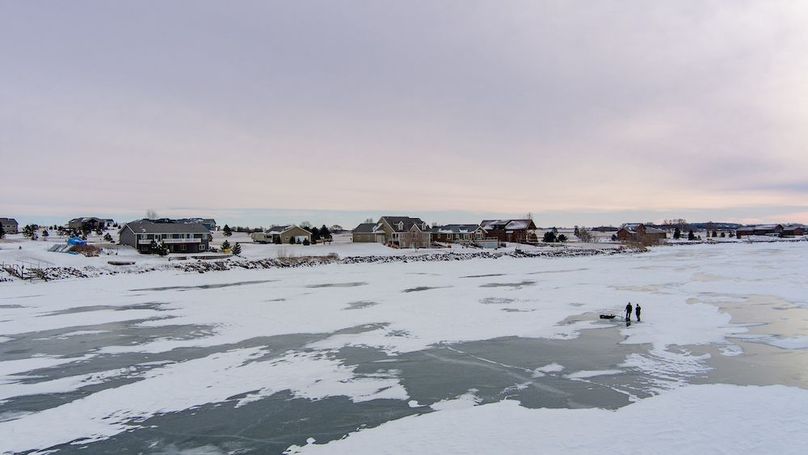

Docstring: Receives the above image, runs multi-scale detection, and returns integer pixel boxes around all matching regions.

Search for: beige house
[352,216,432,248]
[251,225,311,244]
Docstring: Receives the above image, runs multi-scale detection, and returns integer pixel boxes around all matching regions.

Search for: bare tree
[146,209,158,219]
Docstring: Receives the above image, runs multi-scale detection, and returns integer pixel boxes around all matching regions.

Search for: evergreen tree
[104,233,114,242]
[273,235,282,245]
[222,225,233,237]
[673,227,681,240]
[302,238,311,246]
[41,229,49,240]
[320,225,331,241]
[310,226,321,243]
[232,242,242,255]
[222,239,231,251]
[557,234,568,242]
[543,231,557,243]
[289,236,296,244]
[687,230,696,241]
[0,224,5,239]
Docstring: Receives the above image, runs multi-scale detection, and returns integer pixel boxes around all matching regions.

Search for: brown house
[736,224,784,239]
[480,219,537,243]
[616,224,667,243]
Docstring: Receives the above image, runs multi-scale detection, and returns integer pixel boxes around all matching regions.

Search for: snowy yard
[0,242,806,454]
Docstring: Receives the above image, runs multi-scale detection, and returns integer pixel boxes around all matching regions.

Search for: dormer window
[398,222,404,230]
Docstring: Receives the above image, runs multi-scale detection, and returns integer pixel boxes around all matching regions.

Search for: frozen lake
[1,242,807,454]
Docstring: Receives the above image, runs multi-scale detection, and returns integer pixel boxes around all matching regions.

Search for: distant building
[0,218,19,234]
[68,217,106,232]
[591,226,619,232]
[352,216,432,248]
[782,224,805,237]
[431,224,486,243]
[251,225,311,244]
[119,219,211,254]
[480,219,537,243]
[736,224,804,238]
[616,223,667,242]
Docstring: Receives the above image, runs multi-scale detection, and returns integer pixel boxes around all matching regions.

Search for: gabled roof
[69,217,103,223]
[123,219,210,234]
[620,223,665,234]
[0,217,18,223]
[379,216,429,232]
[265,225,310,235]
[481,219,536,231]
[352,222,377,234]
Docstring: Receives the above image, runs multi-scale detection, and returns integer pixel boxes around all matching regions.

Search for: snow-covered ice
[0,241,806,453]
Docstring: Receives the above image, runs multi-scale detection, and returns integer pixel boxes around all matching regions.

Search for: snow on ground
[0,242,807,453]
[287,384,808,455]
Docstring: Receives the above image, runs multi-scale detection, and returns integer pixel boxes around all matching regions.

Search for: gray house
[119,219,211,254]
[431,224,486,243]
[352,216,432,248]
[0,218,19,234]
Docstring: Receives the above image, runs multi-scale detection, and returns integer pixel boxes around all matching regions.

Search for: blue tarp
[67,238,87,246]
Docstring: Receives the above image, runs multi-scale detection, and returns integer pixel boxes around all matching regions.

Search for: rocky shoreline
[1,246,643,283]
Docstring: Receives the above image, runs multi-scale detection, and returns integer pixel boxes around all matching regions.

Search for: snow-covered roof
[481,219,535,231]
[431,224,482,234]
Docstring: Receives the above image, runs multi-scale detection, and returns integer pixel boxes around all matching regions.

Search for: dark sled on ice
[599,314,617,320]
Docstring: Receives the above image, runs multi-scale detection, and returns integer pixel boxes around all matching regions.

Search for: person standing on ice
[635,304,642,322]
[625,302,633,322]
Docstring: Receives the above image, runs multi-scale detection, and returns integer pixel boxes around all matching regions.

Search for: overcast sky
[2,1,807,227]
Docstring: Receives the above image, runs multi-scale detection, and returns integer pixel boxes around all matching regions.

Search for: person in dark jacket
[625,302,633,322]
[635,304,642,322]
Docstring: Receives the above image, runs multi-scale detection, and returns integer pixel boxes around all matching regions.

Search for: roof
[0,218,18,223]
[620,223,665,234]
[265,225,309,235]
[69,217,103,223]
[352,223,377,234]
[379,216,429,232]
[481,219,535,231]
[431,224,483,234]
[122,219,210,234]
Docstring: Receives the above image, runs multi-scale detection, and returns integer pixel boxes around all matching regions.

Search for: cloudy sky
[2,1,807,227]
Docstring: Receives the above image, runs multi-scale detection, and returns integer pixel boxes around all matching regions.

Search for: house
[119,219,211,254]
[0,218,19,234]
[781,224,805,237]
[480,219,537,243]
[352,222,385,243]
[431,224,486,243]
[616,224,667,243]
[736,224,784,239]
[68,217,106,232]
[251,225,311,244]
[353,216,432,248]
